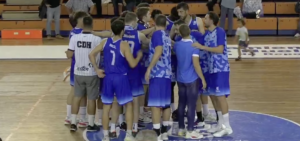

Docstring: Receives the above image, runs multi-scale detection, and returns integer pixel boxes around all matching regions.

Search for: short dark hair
[174,19,185,25]
[155,14,167,27]
[83,16,93,28]
[71,11,89,27]
[110,17,119,24]
[137,2,150,8]
[179,24,190,38]
[125,12,137,23]
[111,20,125,35]
[169,6,179,21]
[136,7,149,21]
[118,17,125,22]
[207,12,219,26]
[238,18,246,26]
[176,2,189,10]
[151,9,162,20]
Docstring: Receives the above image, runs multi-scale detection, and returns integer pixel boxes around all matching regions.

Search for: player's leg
[185,79,203,139]
[109,98,120,138]
[235,45,242,61]
[65,66,75,124]
[85,76,100,131]
[78,95,88,127]
[212,72,232,137]
[96,78,104,126]
[202,73,217,122]
[70,75,86,132]
[142,85,151,120]
[170,82,176,112]
[161,79,172,140]
[177,82,187,137]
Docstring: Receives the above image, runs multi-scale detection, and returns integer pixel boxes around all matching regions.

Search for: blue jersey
[69,27,83,74]
[137,20,150,31]
[166,16,174,35]
[149,30,172,79]
[174,39,200,83]
[188,17,199,31]
[103,38,129,75]
[204,27,230,73]
[123,25,142,79]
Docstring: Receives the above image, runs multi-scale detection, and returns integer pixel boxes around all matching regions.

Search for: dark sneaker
[109,131,117,138]
[70,124,77,132]
[87,125,100,132]
[120,122,127,131]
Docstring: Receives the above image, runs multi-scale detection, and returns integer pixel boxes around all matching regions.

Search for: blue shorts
[208,72,230,96]
[148,78,171,107]
[129,78,144,97]
[199,73,210,95]
[101,74,133,105]
[141,67,148,85]
[99,78,104,95]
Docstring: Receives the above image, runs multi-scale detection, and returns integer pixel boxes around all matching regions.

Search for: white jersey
[236,26,249,41]
[68,32,102,76]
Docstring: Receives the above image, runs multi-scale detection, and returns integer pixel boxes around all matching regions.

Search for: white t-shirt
[68,33,102,76]
[236,26,249,41]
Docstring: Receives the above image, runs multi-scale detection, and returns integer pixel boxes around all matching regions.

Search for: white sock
[67,105,71,118]
[202,104,209,116]
[79,107,87,120]
[98,109,103,121]
[103,130,109,136]
[110,123,116,132]
[127,130,132,135]
[162,121,169,127]
[217,111,224,126]
[123,106,126,114]
[139,106,144,114]
[118,114,124,124]
[223,113,231,128]
[71,114,77,124]
[133,123,138,132]
[170,103,175,112]
[88,115,95,126]
[153,123,160,129]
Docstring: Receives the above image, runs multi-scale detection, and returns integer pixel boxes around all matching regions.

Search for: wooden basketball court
[0,37,300,141]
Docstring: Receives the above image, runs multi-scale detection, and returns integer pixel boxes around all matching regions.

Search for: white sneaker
[95,120,102,126]
[178,129,186,137]
[124,132,136,141]
[161,132,168,140]
[204,113,217,122]
[78,118,88,128]
[157,134,163,141]
[102,136,110,141]
[195,121,205,127]
[207,124,222,133]
[64,117,71,125]
[295,33,300,37]
[185,131,203,139]
[213,126,233,137]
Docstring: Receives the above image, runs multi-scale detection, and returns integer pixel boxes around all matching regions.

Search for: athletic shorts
[199,73,210,95]
[208,72,230,96]
[99,78,104,95]
[148,77,171,107]
[129,78,144,97]
[74,75,99,100]
[101,74,133,105]
[239,41,249,48]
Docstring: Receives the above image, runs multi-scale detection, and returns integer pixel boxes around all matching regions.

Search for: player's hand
[192,42,205,50]
[202,79,207,90]
[96,69,105,78]
[137,50,143,59]
[145,69,151,83]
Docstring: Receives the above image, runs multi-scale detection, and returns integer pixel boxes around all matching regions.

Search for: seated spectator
[241,0,263,19]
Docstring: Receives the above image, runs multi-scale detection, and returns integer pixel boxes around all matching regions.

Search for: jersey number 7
[110,40,135,66]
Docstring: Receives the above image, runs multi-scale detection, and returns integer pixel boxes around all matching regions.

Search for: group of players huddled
[65,2,233,141]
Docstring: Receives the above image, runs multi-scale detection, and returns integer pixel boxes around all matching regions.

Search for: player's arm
[139,31,150,46]
[193,29,225,54]
[147,46,162,71]
[169,25,176,39]
[65,37,75,58]
[196,17,205,35]
[122,41,143,68]
[92,31,113,38]
[89,38,107,70]
[192,50,206,89]
[244,32,249,43]
[140,27,155,35]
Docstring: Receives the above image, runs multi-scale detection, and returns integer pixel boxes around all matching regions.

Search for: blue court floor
[83,110,300,141]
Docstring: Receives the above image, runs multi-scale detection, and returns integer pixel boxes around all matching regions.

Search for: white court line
[82,109,300,141]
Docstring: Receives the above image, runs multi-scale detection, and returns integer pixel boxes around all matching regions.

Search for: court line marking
[82,110,300,141]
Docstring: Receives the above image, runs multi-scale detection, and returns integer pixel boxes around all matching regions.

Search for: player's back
[174,39,199,83]
[189,16,199,31]
[166,17,174,35]
[123,25,142,79]
[103,37,128,75]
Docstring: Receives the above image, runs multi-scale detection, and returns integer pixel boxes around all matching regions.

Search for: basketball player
[174,24,206,139]
[145,15,172,140]
[173,20,208,127]
[174,2,216,122]
[122,12,150,136]
[89,20,143,141]
[65,11,89,128]
[136,7,155,36]
[66,16,102,132]
[192,12,233,137]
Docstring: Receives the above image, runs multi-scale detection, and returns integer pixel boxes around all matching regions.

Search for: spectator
[206,0,221,12]
[124,0,135,12]
[220,0,235,35]
[45,0,63,39]
[112,0,124,16]
[65,0,94,17]
[241,0,263,19]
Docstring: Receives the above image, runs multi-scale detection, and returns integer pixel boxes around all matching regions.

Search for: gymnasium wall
[0,2,299,36]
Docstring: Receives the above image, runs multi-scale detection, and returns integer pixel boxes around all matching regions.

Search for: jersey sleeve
[68,37,76,51]
[192,49,200,57]
[216,28,226,47]
[151,31,164,48]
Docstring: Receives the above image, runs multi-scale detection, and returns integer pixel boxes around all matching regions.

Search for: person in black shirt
[45,0,63,39]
